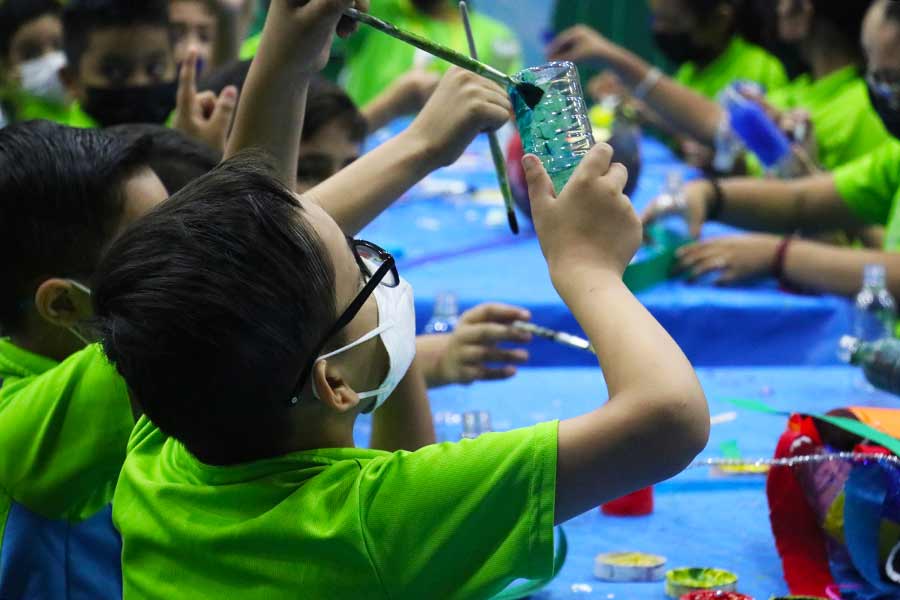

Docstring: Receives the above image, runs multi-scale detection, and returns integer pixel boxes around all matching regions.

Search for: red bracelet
[772,236,793,285]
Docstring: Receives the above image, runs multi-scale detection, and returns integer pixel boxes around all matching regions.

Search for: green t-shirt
[674,36,788,99]
[0,340,133,596]
[336,0,522,107]
[13,95,97,128]
[0,340,132,523]
[764,65,890,172]
[116,417,558,599]
[834,140,900,250]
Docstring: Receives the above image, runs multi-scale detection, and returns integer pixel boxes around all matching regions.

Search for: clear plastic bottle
[426,292,462,442]
[839,336,900,396]
[653,170,690,243]
[853,264,897,343]
[423,291,459,334]
[511,61,595,193]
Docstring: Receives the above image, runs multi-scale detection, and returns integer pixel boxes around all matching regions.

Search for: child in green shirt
[647,0,788,98]
[58,0,178,128]
[91,2,709,599]
[552,0,888,173]
[0,2,544,594]
[0,0,68,124]
[642,2,900,298]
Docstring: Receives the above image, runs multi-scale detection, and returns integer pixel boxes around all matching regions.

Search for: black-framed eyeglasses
[868,71,900,109]
[289,238,399,405]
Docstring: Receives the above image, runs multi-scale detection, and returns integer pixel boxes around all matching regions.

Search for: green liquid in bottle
[511,62,595,193]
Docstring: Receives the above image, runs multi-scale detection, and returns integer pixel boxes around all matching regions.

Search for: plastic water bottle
[853,264,897,343]
[654,171,690,243]
[512,61,595,193]
[423,292,459,334]
[426,292,461,442]
[840,336,900,396]
[719,83,793,174]
[461,411,493,440]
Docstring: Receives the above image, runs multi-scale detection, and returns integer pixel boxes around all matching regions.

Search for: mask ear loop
[66,280,94,347]
[295,322,395,406]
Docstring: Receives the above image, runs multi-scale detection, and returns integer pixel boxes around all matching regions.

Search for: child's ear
[311,360,361,414]
[34,278,92,328]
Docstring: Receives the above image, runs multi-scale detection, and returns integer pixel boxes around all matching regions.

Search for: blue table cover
[360,126,854,367]
[354,366,900,599]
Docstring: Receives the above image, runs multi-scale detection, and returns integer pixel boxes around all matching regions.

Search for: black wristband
[706,178,725,221]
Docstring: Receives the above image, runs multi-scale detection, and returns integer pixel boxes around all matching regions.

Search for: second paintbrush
[512,321,596,355]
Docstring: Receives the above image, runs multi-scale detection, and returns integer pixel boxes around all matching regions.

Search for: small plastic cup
[601,487,654,516]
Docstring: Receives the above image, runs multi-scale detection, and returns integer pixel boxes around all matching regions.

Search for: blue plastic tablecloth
[353,366,900,598]
[360,126,854,367]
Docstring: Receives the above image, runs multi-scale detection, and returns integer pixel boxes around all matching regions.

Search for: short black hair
[107,124,221,194]
[94,152,337,465]
[0,120,152,332]
[200,64,368,142]
[62,0,170,69]
[0,0,62,60]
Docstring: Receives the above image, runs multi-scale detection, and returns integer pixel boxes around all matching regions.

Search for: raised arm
[307,67,510,236]
[548,25,723,144]
[225,0,368,188]
[523,144,709,524]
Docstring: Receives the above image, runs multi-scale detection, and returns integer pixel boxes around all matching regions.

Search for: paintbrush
[343,7,545,109]
[458,1,519,235]
[512,321,596,355]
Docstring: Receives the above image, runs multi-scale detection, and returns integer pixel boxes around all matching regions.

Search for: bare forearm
[224,16,310,189]
[555,268,701,403]
[415,335,448,388]
[783,240,900,297]
[306,131,432,235]
[605,47,722,144]
[716,175,862,233]
[370,359,435,451]
[553,268,708,523]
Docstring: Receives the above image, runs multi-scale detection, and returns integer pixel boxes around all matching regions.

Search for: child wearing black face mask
[652,0,788,99]
[59,0,179,128]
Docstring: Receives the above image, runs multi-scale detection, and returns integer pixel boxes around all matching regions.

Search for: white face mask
[19,51,67,105]
[314,277,417,413]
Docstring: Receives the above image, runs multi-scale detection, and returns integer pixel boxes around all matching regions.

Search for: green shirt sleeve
[0,344,133,521]
[359,421,558,599]
[834,141,900,226]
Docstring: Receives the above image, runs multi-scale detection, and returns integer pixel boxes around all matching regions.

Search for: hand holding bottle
[642,179,714,239]
[524,143,640,291]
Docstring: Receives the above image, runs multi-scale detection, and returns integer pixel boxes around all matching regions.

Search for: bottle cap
[838,335,861,364]
[433,292,459,318]
[864,264,887,288]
